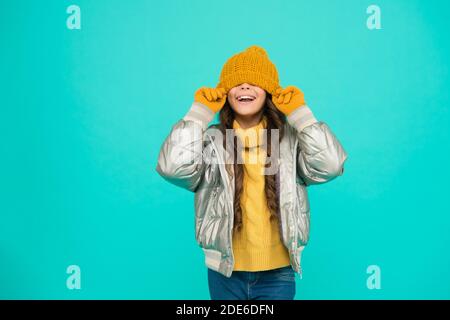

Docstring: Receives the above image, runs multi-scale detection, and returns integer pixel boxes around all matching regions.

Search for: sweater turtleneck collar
[232,116,267,149]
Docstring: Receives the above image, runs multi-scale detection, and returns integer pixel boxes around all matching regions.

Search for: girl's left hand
[272,85,306,115]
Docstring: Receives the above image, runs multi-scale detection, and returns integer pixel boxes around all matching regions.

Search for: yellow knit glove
[194,87,227,113]
[272,86,306,115]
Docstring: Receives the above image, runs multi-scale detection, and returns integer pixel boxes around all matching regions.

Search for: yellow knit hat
[217,45,280,96]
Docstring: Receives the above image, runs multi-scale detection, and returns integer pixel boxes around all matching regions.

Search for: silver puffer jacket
[156,105,348,278]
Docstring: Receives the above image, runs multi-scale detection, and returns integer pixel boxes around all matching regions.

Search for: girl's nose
[239,83,251,90]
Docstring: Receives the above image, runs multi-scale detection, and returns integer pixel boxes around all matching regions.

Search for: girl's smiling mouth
[236,94,256,105]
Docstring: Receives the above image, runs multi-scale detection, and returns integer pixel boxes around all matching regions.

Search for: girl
[156,46,348,300]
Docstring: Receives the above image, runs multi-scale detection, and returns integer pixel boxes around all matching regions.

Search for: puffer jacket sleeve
[287,105,348,186]
[156,102,216,192]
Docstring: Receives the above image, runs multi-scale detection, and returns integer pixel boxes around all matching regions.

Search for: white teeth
[237,95,255,101]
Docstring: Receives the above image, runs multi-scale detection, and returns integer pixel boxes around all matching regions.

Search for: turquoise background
[1,0,449,299]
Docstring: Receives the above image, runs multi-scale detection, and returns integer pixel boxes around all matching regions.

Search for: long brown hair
[219,93,286,233]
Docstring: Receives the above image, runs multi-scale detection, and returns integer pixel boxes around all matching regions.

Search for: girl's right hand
[194,87,227,113]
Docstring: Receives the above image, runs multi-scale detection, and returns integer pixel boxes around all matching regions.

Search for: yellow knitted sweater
[232,116,291,271]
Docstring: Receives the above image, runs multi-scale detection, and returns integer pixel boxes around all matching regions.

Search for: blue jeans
[207,266,296,300]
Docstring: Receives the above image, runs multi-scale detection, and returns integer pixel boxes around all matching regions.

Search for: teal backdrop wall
[1,0,449,299]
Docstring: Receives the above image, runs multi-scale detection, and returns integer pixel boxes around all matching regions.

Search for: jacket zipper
[208,134,235,275]
[292,138,303,277]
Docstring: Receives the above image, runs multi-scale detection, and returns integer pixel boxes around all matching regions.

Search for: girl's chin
[233,109,261,117]
[232,105,262,116]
